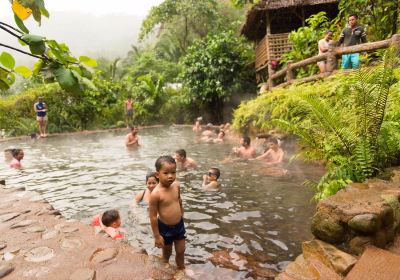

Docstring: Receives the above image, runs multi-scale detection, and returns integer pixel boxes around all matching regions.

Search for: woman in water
[135,172,158,206]
[10,148,24,169]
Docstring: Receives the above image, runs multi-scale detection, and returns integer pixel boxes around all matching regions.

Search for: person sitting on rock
[10,148,24,169]
[92,209,124,240]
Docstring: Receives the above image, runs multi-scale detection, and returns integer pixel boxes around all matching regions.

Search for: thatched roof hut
[240,0,339,77]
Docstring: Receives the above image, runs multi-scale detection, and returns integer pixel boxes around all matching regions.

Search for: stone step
[344,246,400,280]
[388,235,400,256]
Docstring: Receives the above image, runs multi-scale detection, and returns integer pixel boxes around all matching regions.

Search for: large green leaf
[14,13,29,33]
[0,79,10,91]
[21,34,45,44]
[79,56,97,67]
[0,52,16,69]
[53,67,81,93]
[15,66,33,77]
[32,59,43,75]
[29,42,46,55]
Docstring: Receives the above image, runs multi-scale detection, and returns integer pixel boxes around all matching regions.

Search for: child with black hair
[202,167,221,189]
[149,155,186,270]
[135,171,158,206]
[91,209,124,240]
[10,149,24,169]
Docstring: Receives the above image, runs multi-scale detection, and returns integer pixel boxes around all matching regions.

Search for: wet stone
[61,226,79,233]
[60,237,83,250]
[23,226,46,233]
[69,268,96,280]
[3,252,15,261]
[42,230,58,240]
[24,247,55,262]
[29,196,44,202]
[0,243,6,251]
[0,263,14,279]
[0,212,20,223]
[11,219,37,229]
[90,248,118,264]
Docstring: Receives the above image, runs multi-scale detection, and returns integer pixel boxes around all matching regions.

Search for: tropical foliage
[1,0,97,94]
[180,31,255,123]
[233,52,400,200]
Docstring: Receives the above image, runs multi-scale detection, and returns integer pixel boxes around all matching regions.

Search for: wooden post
[326,41,337,74]
[391,34,400,56]
[286,60,294,82]
[267,62,275,89]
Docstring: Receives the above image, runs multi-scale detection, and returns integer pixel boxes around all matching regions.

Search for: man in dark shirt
[338,14,367,69]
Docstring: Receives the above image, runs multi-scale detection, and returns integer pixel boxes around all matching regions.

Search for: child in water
[135,172,158,206]
[91,209,124,240]
[202,167,221,189]
[10,149,24,169]
[149,155,186,270]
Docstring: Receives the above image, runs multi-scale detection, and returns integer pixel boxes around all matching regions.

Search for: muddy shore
[0,184,188,280]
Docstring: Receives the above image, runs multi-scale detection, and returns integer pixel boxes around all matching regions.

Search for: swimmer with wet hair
[135,171,159,206]
[174,149,197,169]
[256,137,284,165]
[233,136,256,159]
[202,167,221,189]
[92,209,124,240]
[125,126,139,147]
[149,155,186,270]
[214,130,225,143]
[10,148,24,169]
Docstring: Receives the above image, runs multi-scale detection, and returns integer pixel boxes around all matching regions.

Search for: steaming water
[0,127,324,279]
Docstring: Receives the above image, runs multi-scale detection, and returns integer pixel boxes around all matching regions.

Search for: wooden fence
[267,34,400,90]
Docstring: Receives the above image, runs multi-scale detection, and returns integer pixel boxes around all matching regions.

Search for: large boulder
[348,214,379,234]
[311,213,345,244]
[302,239,357,275]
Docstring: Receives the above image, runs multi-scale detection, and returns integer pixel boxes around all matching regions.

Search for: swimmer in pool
[256,137,284,166]
[135,172,158,206]
[91,209,124,240]
[10,148,24,169]
[213,130,225,143]
[233,136,256,159]
[125,126,139,147]
[174,149,197,169]
[202,167,221,190]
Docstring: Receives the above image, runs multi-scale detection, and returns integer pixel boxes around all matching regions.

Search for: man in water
[124,95,135,128]
[338,14,367,69]
[125,126,139,147]
[233,136,256,159]
[33,96,48,137]
[256,138,284,165]
[174,149,197,169]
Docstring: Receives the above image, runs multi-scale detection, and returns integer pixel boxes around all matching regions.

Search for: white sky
[1,0,163,16]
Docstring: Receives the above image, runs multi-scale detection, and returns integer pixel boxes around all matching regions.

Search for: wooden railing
[267,34,400,89]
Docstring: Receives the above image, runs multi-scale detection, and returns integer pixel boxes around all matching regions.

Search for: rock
[302,239,357,275]
[42,230,58,240]
[0,180,5,186]
[61,226,79,233]
[381,194,400,227]
[0,212,20,223]
[23,226,46,233]
[29,196,44,202]
[348,236,374,255]
[0,243,6,251]
[24,246,55,262]
[0,263,14,278]
[70,268,96,280]
[3,252,15,261]
[11,219,37,229]
[345,246,400,280]
[283,254,322,279]
[90,248,118,264]
[348,214,379,234]
[60,237,83,250]
[311,213,345,243]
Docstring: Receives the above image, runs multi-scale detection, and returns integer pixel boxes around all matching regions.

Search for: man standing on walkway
[33,96,48,137]
[338,14,367,69]
[124,95,134,128]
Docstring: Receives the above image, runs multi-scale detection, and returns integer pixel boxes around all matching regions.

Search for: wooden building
[240,0,339,81]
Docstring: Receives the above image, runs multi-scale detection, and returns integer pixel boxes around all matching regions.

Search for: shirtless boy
[125,126,139,147]
[256,138,284,165]
[233,136,256,159]
[175,149,197,169]
[202,167,221,189]
[149,156,186,269]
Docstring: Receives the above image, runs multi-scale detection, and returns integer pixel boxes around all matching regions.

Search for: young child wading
[149,156,186,270]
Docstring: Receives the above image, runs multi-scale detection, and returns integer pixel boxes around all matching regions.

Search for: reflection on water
[0,127,323,279]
